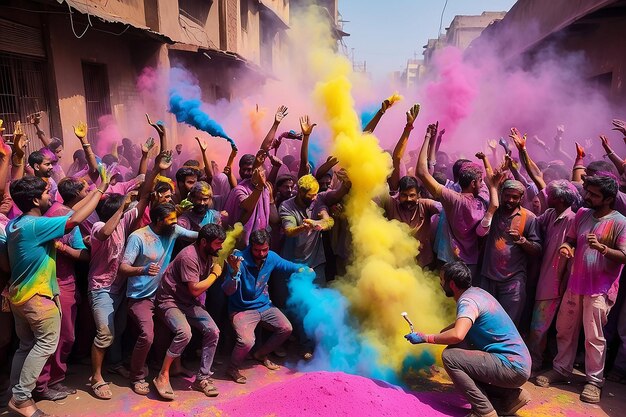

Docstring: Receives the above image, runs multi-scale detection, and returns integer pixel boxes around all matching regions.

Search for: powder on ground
[216,371,466,417]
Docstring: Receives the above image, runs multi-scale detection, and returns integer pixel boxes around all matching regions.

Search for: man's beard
[400,201,417,211]
[193,205,208,215]
[207,247,220,257]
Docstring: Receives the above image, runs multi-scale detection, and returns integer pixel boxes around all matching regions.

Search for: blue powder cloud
[360,104,380,130]
[168,67,237,149]
[286,269,399,384]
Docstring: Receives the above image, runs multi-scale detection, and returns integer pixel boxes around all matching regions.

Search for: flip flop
[91,381,112,400]
[152,377,175,400]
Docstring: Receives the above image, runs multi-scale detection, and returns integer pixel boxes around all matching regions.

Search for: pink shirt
[535,207,576,300]
[88,207,139,293]
[439,187,486,265]
[566,208,626,301]
[223,179,270,245]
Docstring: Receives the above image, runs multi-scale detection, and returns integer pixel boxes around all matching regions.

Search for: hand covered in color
[404,332,427,344]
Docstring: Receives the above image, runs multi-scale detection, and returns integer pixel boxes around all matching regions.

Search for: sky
[338,0,518,79]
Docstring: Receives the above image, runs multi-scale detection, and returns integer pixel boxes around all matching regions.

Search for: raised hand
[299,115,316,135]
[275,106,288,123]
[556,124,565,136]
[267,153,282,168]
[142,137,155,154]
[475,151,486,160]
[487,140,498,151]
[195,136,208,152]
[599,135,611,152]
[335,168,351,188]
[612,119,626,137]
[73,121,88,139]
[146,113,165,135]
[508,128,526,150]
[28,112,42,125]
[575,142,586,158]
[13,121,28,158]
[157,150,173,171]
[531,135,548,149]
[406,104,420,126]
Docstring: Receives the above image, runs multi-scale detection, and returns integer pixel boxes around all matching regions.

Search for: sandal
[191,378,219,397]
[132,380,150,396]
[253,354,280,370]
[152,377,175,400]
[90,380,112,400]
[226,368,247,384]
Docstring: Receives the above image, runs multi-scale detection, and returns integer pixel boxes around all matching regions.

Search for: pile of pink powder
[216,371,466,417]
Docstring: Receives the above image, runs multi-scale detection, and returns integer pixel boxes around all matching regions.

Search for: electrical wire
[67,1,91,39]
[438,0,450,35]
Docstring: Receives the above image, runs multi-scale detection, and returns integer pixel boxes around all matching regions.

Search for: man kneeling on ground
[404,261,531,417]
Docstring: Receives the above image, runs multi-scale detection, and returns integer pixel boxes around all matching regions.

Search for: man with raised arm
[415,123,487,279]
[6,166,109,417]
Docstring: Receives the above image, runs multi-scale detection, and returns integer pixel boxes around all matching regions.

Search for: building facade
[0,0,291,161]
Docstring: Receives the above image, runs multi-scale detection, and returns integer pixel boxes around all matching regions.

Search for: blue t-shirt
[6,215,69,305]
[222,247,302,313]
[123,224,198,299]
[457,286,531,373]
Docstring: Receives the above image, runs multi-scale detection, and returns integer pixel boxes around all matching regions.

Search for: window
[81,62,111,143]
[0,53,50,155]
[241,0,249,32]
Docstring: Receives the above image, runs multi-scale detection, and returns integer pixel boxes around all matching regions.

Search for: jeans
[158,304,219,380]
[230,307,292,368]
[442,347,529,415]
[10,295,61,401]
[553,290,611,386]
[37,283,79,392]
[89,290,127,365]
[128,297,155,382]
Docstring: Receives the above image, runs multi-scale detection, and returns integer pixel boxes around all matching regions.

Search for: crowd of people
[0,100,625,417]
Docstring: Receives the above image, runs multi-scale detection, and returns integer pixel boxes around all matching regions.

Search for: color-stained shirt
[566,208,626,300]
[46,202,86,286]
[89,208,139,293]
[481,207,541,282]
[279,196,326,268]
[380,194,441,267]
[177,209,221,231]
[6,215,68,305]
[438,187,486,264]
[156,244,211,310]
[222,179,270,245]
[222,247,302,313]
[457,286,531,373]
[535,207,576,300]
[123,224,198,299]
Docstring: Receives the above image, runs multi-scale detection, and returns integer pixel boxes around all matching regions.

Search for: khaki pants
[553,290,612,386]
